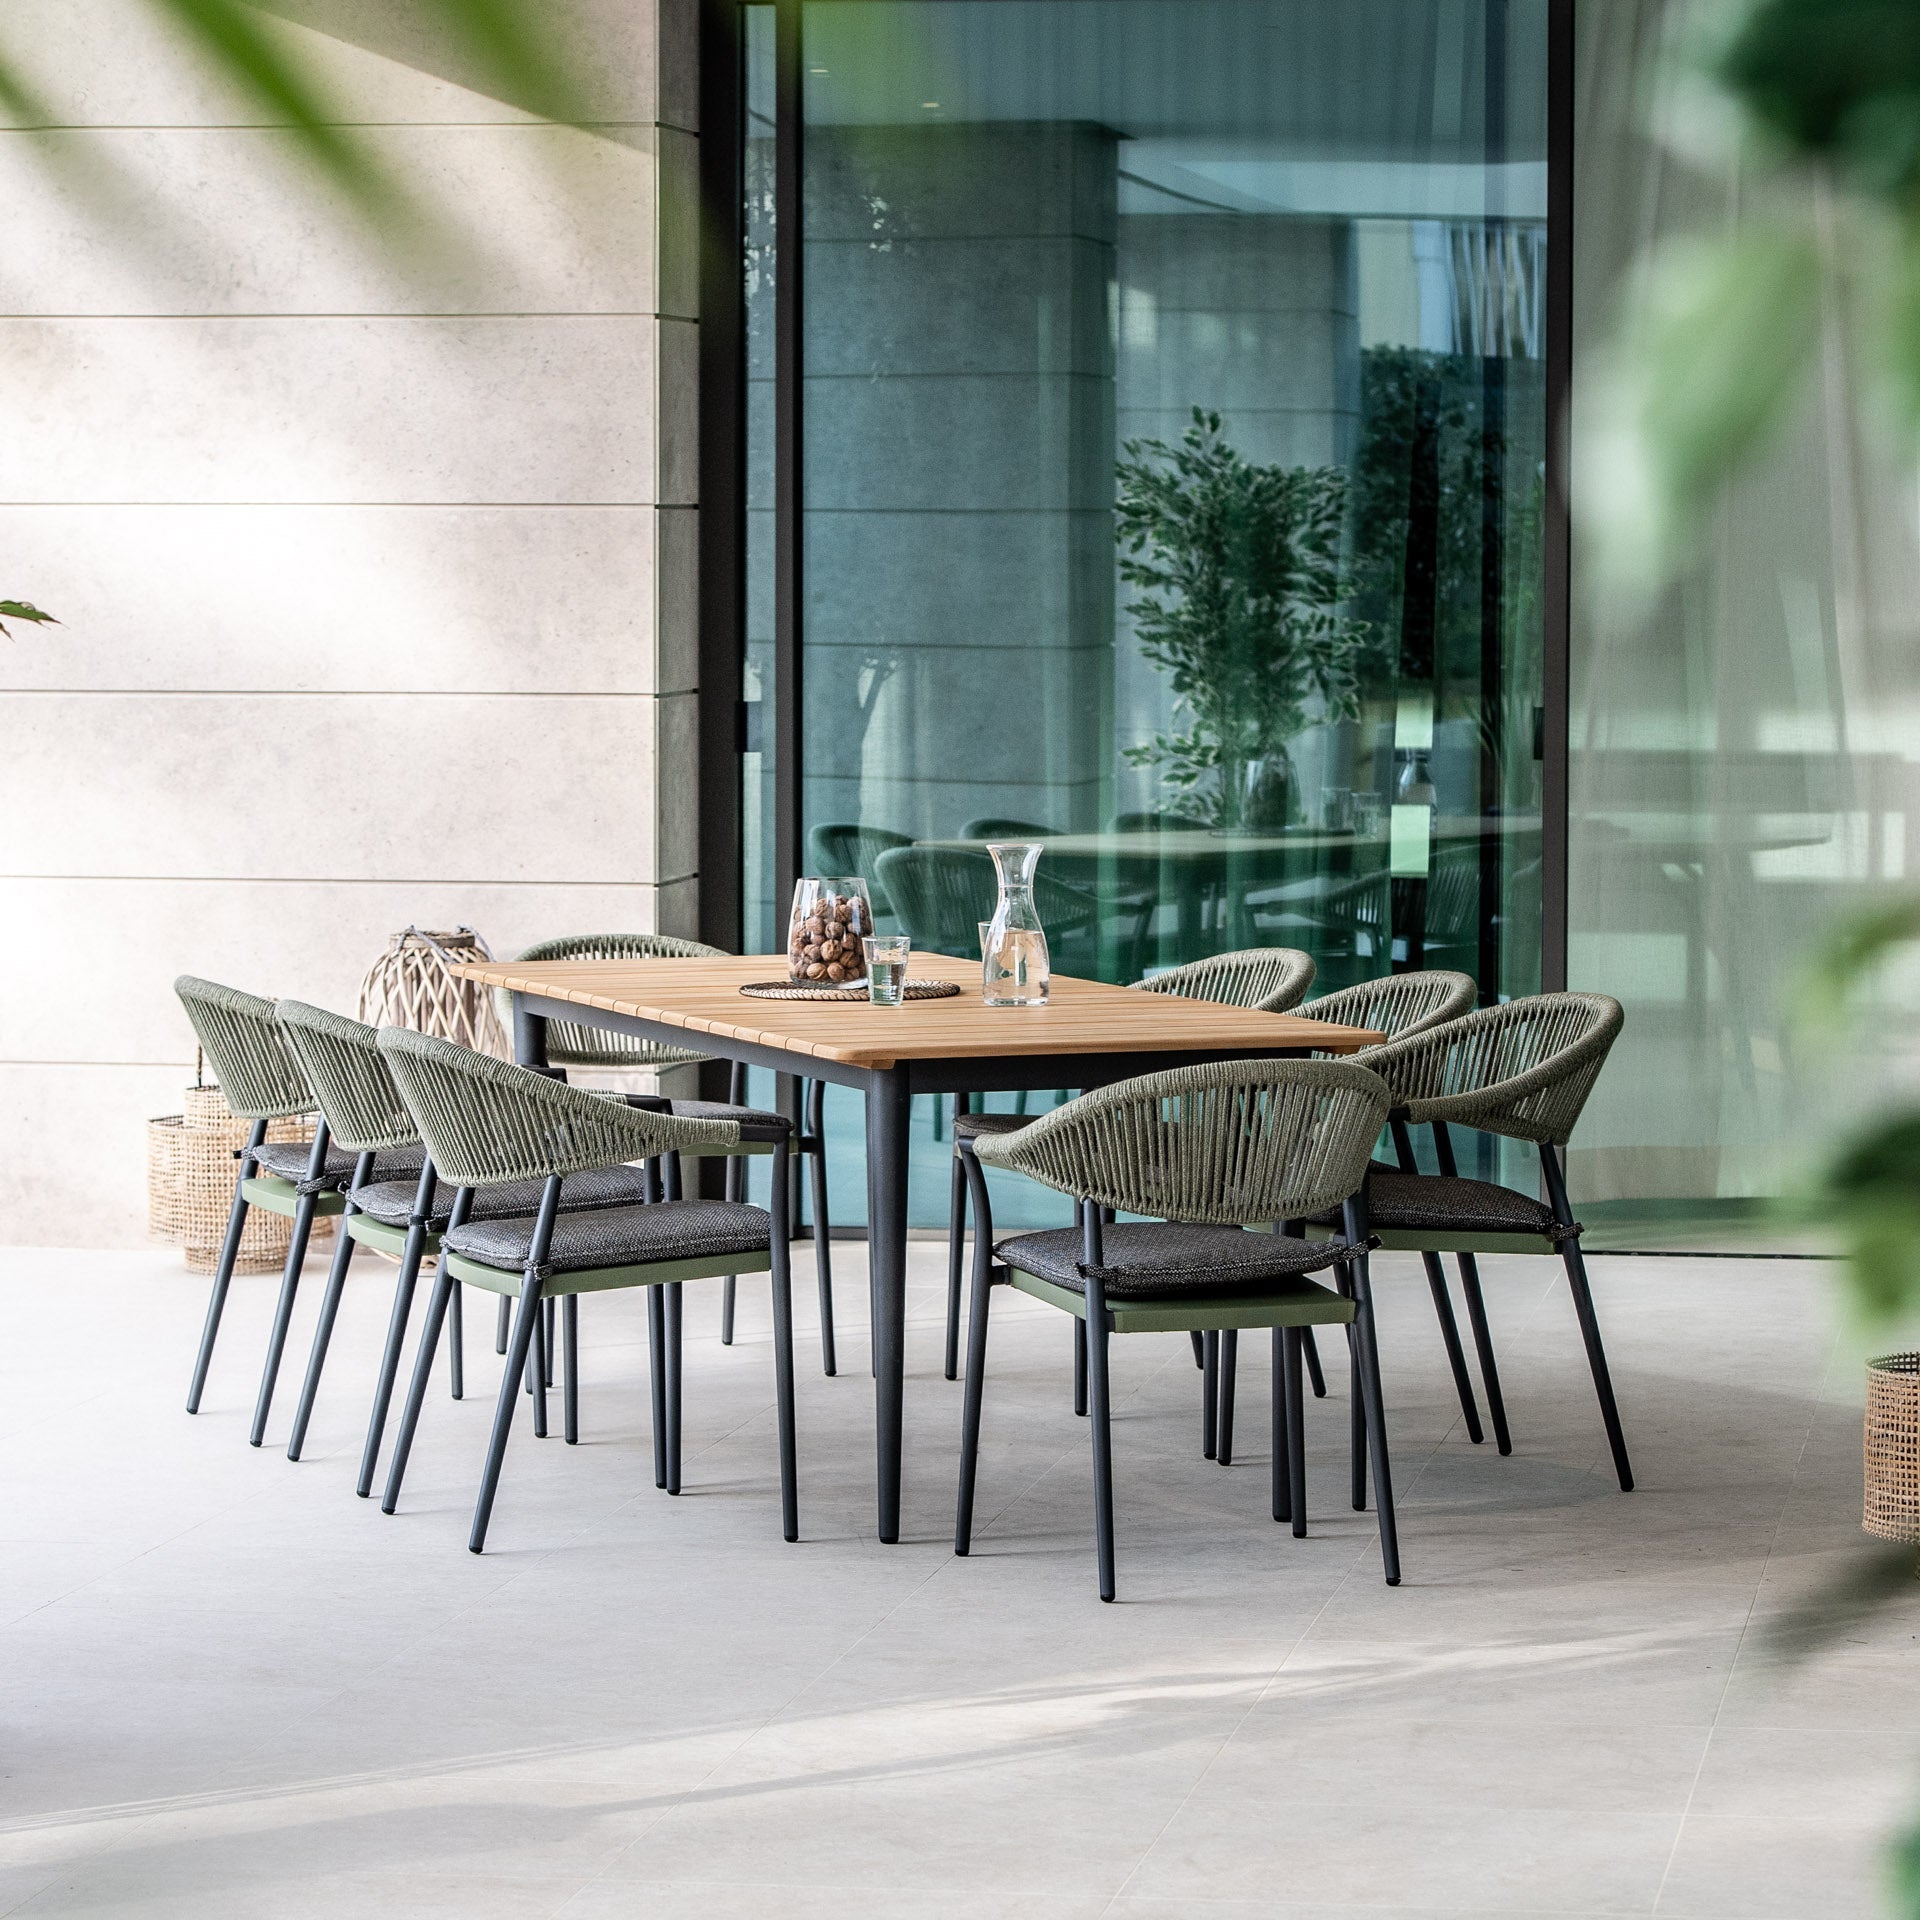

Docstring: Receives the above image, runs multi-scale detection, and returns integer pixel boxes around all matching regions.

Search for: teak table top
[455,952,1385,1072]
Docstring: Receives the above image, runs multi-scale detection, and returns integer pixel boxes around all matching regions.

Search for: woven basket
[1865,1353,1920,1542]
[358,926,510,1058]
[147,1082,330,1275]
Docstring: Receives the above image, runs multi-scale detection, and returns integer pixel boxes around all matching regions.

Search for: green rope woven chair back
[506,934,726,1070]
[1366,990,1625,1146]
[378,1026,738,1190]
[805,823,912,914]
[974,1058,1392,1226]
[174,976,315,1121]
[874,845,1098,960]
[1298,970,1477,1043]
[276,1000,421,1153]
[1131,947,1316,1013]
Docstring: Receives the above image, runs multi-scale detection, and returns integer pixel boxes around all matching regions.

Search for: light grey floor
[0,1239,1911,1918]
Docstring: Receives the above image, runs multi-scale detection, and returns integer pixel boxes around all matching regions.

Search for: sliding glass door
[749,0,1553,1224]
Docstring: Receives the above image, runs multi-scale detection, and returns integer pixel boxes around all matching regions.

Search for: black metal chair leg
[286,1152,371,1460]
[769,1174,800,1540]
[1538,1147,1633,1491]
[1189,1329,1205,1369]
[1084,1277,1117,1604]
[530,1291,549,1439]
[721,1274,737,1345]
[647,1284,668,1489]
[562,1294,579,1445]
[187,1119,265,1413]
[1422,1251,1485,1443]
[1455,1252,1510,1453]
[249,1179,323,1448]
[1347,1323,1367,1511]
[806,1077,837,1377]
[358,1230,426,1496]
[1217,1328,1238,1466]
[955,1146,996,1555]
[469,1276,541,1554]
[1343,1199,1400,1585]
[664,1281,683,1494]
[448,1279,464,1400]
[1284,1326,1307,1537]
[945,1142,967,1382]
[1201,1330,1219,1459]
[1302,1326,1328,1398]
[1270,1329,1290,1523]
[495,1293,510,1355]
[381,1261,455,1514]
[1073,1315,1087,1416]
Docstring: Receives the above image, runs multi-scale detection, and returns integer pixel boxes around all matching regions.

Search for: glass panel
[1568,3,1920,1251]
[798,0,1549,1222]
[742,2,778,955]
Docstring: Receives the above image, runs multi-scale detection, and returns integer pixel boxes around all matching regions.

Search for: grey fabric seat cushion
[953,1111,1033,1142]
[253,1141,427,1195]
[446,1199,772,1275]
[1312,1170,1572,1240]
[668,1100,792,1142]
[348,1163,655,1230]
[997,1222,1349,1298]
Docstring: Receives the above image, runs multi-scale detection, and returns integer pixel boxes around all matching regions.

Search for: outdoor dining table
[453,949,1385,1543]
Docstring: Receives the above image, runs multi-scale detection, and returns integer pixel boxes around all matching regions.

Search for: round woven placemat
[740,979,962,1002]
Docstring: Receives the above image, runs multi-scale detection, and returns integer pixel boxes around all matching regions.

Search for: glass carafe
[981,842,1050,1007]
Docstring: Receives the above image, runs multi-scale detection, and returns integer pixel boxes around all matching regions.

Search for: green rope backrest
[276,1001,420,1153]
[875,846,1099,959]
[174,976,314,1120]
[1362,991,1624,1146]
[972,1058,1392,1226]
[807,823,911,912]
[378,1027,739,1189]
[506,934,725,1070]
[1131,947,1316,1013]
[1298,970,1478,1045]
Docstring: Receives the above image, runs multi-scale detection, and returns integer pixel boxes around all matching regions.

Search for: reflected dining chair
[174,977,424,1440]
[1314,991,1632,1487]
[941,946,1319,1385]
[806,822,911,918]
[376,1028,799,1553]
[509,934,839,1376]
[954,1058,1400,1600]
[273,1001,662,1490]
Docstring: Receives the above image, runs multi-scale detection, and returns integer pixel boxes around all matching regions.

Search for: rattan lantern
[357,926,511,1057]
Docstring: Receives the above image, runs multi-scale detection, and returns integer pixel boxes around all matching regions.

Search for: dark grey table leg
[512,1000,549,1070]
[865,1067,911,1544]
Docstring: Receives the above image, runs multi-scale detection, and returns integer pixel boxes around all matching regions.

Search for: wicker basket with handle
[147,1075,329,1274]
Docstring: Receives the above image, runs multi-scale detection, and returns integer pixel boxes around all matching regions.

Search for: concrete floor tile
[1653,1811,1887,1917]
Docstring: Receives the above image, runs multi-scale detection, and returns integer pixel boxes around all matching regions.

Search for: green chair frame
[956,1057,1399,1600]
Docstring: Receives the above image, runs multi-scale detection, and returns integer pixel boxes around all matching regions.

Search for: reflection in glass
[787,0,1548,1220]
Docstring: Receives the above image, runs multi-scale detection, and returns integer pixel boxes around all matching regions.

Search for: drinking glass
[863,935,911,1005]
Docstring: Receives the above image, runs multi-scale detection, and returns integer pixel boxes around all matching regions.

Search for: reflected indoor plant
[1116,408,1369,832]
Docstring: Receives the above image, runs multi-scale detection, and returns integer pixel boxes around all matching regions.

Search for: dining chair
[273,1000,676,1489]
[509,934,839,1377]
[1316,991,1632,1486]
[941,946,1319,1385]
[954,1057,1400,1600]
[174,977,424,1439]
[959,815,1058,839]
[375,1027,799,1553]
[806,822,912,917]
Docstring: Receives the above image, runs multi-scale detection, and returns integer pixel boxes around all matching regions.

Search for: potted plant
[1116,408,1370,831]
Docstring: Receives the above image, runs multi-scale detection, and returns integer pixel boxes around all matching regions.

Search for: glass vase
[787,876,873,985]
[981,842,1050,1006]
